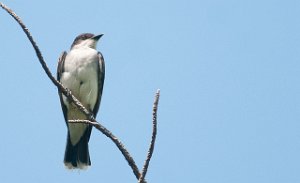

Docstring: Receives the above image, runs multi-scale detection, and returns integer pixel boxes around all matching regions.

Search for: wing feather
[93,52,105,117]
[57,51,68,125]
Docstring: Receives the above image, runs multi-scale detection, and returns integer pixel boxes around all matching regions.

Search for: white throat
[73,39,97,50]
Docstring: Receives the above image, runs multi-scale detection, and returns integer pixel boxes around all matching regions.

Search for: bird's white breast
[61,47,99,145]
[62,47,99,108]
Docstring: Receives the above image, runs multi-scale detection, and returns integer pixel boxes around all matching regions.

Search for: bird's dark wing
[93,52,105,117]
[57,51,68,125]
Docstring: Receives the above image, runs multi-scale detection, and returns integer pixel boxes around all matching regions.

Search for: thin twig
[0,2,143,181]
[68,119,99,125]
[138,89,160,183]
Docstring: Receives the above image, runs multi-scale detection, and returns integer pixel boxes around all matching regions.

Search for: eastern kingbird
[57,33,105,169]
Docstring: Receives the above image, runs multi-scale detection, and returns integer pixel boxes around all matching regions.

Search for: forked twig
[0,3,160,182]
[69,90,160,182]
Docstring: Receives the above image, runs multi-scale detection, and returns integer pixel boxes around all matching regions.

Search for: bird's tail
[64,132,91,169]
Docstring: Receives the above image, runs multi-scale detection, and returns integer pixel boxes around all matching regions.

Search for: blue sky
[0,0,300,182]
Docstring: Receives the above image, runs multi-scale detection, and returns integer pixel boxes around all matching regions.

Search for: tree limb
[0,3,160,182]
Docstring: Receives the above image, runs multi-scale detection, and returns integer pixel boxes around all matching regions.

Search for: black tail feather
[64,129,91,169]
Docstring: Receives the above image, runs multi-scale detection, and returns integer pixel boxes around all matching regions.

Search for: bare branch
[0,2,142,180]
[1,3,160,183]
[138,89,160,183]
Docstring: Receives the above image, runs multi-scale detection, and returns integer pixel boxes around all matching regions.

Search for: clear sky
[0,0,300,182]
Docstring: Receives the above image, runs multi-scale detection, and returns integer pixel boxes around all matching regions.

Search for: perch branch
[0,2,143,181]
[1,3,160,182]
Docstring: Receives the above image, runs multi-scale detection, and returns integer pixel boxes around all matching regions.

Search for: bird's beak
[92,34,104,41]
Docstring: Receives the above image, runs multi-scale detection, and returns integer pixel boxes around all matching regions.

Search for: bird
[57,33,105,169]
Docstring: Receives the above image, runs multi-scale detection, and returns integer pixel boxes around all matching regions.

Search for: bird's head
[70,33,103,49]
